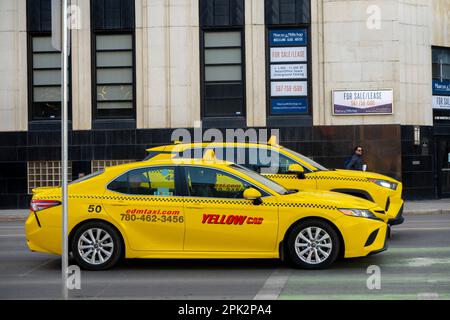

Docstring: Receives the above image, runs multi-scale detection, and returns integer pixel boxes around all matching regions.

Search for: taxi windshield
[282,148,328,171]
[230,164,291,195]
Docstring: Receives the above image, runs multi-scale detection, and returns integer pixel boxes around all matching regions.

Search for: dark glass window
[91,0,135,120]
[27,0,72,121]
[94,34,134,119]
[202,31,245,117]
[30,36,64,120]
[265,0,310,25]
[184,166,250,198]
[199,0,245,27]
[108,167,176,196]
[199,0,245,118]
[432,47,450,81]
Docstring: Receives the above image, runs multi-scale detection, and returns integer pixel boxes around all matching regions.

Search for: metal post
[61,0,69,300]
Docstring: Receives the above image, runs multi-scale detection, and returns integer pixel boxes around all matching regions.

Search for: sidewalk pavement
[0,199,449,221]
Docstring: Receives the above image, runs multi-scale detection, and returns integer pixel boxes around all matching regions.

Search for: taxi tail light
[30,199,61,212]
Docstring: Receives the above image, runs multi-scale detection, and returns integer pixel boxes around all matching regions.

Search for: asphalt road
[0,214,450,300]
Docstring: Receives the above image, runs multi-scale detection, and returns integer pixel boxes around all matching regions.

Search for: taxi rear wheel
[286,219,340,269]
[71,221,122,271]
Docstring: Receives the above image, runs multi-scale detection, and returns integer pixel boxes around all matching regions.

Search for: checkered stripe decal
[34,194,336,210]
[264,174,300,180]
[261,202,336,210]
[264,174,368,183]
[315,176,368,182]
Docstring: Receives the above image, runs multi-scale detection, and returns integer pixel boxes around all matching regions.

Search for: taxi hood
[281,189,380,211]
[332,169,399,183]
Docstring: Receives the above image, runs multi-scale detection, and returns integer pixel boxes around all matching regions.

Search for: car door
[102,166,185,251]
[245,147,317,190]
[182,165,279,252]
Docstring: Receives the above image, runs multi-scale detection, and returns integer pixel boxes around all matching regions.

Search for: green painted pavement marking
[386,247,450,253]
[285,276,450,284]
[279,293,450,300]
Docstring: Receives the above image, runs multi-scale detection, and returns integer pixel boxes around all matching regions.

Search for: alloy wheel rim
[78,228,114,265]
[295,227,332,264]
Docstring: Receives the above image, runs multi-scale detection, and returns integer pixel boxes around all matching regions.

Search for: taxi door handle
[110,201,127,206]
[186,205,205,209]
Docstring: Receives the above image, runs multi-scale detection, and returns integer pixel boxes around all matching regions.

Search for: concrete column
[71,0,92,130]
[245,0,266,128]
[0,0,27,132]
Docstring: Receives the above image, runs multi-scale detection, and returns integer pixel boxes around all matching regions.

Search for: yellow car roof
[146,142,282,153]
[104,157,234,172]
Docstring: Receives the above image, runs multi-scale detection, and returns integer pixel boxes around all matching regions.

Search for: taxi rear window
[69,170,105,185]
[108,167,176,196]
[143,151,172,160]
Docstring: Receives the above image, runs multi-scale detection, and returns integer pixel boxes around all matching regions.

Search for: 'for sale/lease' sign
[433,95,450,109]
[271,81,308,97]
[332,89,393,115]
[270,47,307,63]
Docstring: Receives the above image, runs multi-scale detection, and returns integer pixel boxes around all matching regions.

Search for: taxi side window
[184,167,250,199]
[108,167,176,196]
[246,148,300,174]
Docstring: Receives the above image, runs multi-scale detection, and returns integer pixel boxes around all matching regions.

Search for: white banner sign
[270,64,307,79]
[270,47,307,62]
[433,95,450,109]
[271,81,308,97]
[332,89,393,115]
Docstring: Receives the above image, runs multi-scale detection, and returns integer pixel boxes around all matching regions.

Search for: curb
[403,209,450,216]
[0,216,28,222]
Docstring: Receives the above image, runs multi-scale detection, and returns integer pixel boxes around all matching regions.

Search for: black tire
[286,219,340,270]
[71,221,122,271]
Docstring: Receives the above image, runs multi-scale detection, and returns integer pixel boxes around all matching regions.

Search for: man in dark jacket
[345,146,364,170]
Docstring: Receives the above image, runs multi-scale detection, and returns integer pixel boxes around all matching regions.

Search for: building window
[199,0,245,119]
[27,0,71,121]
[91,159,135,172]
[27,161,72,194]
[93,34,135,119]
[91,0,136,121]
[432,47,450,81]
[30,36,64,120]
[202,30,245,117]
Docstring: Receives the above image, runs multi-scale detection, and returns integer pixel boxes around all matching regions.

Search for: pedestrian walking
[344,146,365,170]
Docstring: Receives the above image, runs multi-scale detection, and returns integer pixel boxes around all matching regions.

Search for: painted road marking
[0,234,23,237]
[0,226,24,229]
[279,294,450,300]
[253,269,291,300]
[286,275,450,283]
[19,258,57,277]
[407,257,450,267]
[386,247,450,253]
[417,293,440,300]
[395,227,450,231]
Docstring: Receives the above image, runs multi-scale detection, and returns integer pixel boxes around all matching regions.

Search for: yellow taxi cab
[145,137,404,225]
[25,154,388,271]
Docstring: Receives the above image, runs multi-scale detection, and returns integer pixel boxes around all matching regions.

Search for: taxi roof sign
[203,149,216,161]
[267,135,278,145]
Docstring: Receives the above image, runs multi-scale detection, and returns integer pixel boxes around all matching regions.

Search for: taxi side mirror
[288,164,306,179]
[243,187,263,205]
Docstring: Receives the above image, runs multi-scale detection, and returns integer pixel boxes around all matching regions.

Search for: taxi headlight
[368,179,398,190]
[338,208,378,220]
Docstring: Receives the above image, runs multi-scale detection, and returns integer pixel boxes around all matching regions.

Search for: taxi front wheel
[71,221,122,271]
[287,219,340,269]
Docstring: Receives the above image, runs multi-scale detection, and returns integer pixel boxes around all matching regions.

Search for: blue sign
[269,29,307,46]
[271,98,308,114]
[433,80,450,95]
